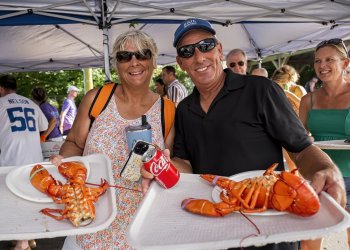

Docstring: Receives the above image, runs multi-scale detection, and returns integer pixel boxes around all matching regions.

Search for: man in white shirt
[0,75,48,166]
[0,75,48,250]
[161,65,188,106]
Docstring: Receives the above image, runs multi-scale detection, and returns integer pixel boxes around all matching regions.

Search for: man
[142,18,346,250]
[226,48,248,75]
[0,75,48,250]
[161,65,188,106]
[59,85,79,135]
[251,67,268,78]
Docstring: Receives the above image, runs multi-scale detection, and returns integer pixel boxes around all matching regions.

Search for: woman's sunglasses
[177,38,217,58]
[116,49,152,63]
[229,61,245,68]
[316,38,348,54]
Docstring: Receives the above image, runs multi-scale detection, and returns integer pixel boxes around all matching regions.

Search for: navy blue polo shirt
[174,69,311,176]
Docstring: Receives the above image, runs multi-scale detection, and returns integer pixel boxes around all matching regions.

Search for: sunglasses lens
[178,45,195,58]
[197,38,216,53]
[116,49,152,63]
[116,51,132,63]
[177,38,217,58]
[135,49,152,60]
[229,61,244,68]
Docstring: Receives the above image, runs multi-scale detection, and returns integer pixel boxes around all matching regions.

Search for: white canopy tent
[0,0,350,76]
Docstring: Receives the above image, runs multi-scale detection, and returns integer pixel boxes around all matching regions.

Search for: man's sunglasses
[229,61,245,68]
[177,38,217,58]
[316,38,348,54]
[116,49,152,63]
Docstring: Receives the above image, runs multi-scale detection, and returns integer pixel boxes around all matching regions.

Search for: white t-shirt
[0,93,48,166]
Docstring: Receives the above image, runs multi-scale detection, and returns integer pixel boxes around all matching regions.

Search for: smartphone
[120,140,152,182]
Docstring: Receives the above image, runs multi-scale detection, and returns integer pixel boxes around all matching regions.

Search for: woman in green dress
[299,38,350,250]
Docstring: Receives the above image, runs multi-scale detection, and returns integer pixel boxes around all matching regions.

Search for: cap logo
[184,19,197,28]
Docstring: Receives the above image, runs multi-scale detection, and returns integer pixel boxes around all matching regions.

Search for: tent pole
[103,28,111,81]
[101,0,111,82]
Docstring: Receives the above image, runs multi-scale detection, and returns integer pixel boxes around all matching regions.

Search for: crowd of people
[0,17,349,250]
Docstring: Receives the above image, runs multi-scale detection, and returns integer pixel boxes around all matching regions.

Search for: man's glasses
[116,49,152,63]
[229,61,245,68]
[177,38,217,58]
[316,38,348,55]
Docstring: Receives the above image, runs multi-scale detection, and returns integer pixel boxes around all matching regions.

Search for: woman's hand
[141,149,171,194]
[49,154,64,166]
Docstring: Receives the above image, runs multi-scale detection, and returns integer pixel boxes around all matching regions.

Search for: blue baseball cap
[173,18,216,47]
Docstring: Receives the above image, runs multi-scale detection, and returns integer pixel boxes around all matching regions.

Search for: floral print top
[76,95,165,249]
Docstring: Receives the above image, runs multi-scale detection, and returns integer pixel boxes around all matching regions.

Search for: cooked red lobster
[29,161,109,227]
[181,163,320,217]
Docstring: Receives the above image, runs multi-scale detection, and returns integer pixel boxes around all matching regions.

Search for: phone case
[120,151,143,182]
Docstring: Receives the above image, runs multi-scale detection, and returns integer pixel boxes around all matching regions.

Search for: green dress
[307,94,350,176]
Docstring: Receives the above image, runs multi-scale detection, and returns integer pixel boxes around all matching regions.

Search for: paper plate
[5,157,90,203]
[212,170,287,216]
[313,140,350,150]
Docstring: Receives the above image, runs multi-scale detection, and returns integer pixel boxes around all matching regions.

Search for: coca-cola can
[142,145,180,189]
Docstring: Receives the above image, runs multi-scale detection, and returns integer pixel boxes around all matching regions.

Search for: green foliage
[298,65,316,87]
[8,69,119,110]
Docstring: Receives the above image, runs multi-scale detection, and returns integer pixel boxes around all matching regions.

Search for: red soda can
[142,145,180,189]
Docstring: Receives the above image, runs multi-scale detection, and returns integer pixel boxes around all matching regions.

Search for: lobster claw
[58,161,87,185]
[30,164,63,196]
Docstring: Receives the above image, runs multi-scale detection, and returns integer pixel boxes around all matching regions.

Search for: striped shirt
[167,79,188,105]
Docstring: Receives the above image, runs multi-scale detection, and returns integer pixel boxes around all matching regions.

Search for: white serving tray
[127,173,350,250]
[313,140,350,150]
[6,158,91,203]
[0,154,117,240]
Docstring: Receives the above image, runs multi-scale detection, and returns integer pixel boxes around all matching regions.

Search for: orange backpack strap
[88,82,117,129]
[161,97,176,140]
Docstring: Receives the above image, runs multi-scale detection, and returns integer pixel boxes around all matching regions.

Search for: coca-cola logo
[150,155,169,176]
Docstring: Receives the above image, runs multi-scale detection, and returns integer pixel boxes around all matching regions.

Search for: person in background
[59,85,79,136]
[142,18,346,250]
[271,65,307,99]
[305,76,319,93]
[161,65,188,106]
[154,78,168,98]
[271,65,307,172]
[226,48,248,75]
[31,87,62,142]
[299,38,350,250]
[51,30,175,249]
[0,75,48,250]
[251,67,268,77]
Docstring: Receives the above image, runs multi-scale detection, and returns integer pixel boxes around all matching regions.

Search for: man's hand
[310,167,346,208]
[294,145,347,207]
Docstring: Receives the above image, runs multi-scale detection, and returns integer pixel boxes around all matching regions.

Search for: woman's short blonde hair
[271,65,299,85]
[112,30,158,69]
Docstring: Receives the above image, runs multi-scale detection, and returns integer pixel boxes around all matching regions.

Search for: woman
[299,38,350,250]
[53,30,175,249]
[154,78,167,98]
[271,65,307,171]
[31,87,62,141]
[272,64,307,100]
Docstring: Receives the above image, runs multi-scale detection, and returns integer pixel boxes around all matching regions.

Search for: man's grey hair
[225,48,247,62]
